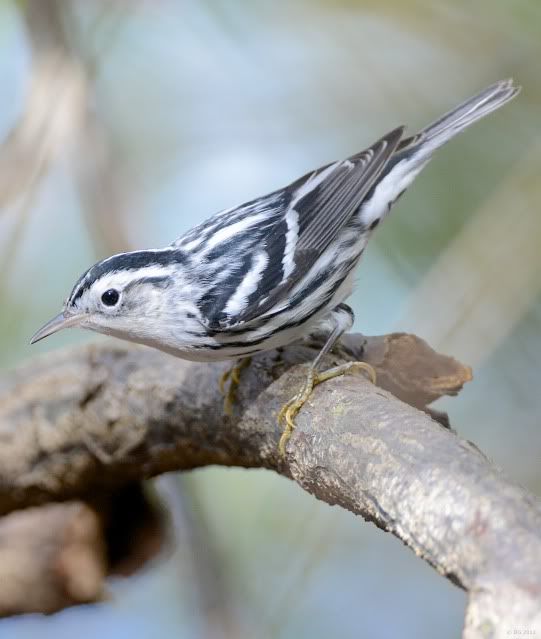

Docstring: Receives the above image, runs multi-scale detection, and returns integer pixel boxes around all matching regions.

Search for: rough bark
[0,334,539,637]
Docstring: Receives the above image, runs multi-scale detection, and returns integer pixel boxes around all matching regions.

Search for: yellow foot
[277,361,376,456]
[219,357,252,415]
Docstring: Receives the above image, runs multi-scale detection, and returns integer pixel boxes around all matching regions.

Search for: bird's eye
[101,289,120,307]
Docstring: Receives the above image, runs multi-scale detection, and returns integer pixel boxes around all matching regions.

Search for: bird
[31,79,520,455]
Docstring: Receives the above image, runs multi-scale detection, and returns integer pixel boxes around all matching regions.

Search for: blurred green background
[0,0,539,637]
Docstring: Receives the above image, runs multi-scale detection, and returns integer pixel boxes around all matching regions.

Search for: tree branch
[0,334,539,636]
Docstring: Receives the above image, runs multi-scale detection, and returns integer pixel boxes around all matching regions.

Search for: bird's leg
[219,357,252,415]
[277,361,376,455]
[277,305,376,455]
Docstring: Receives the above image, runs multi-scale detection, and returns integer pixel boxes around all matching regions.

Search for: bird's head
[31,249,192,346]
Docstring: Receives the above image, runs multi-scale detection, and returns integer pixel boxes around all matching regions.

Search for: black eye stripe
[101,289,120,306]
[68,249,185,305]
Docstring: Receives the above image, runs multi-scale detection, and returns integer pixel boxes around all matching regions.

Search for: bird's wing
[180,126,403,331]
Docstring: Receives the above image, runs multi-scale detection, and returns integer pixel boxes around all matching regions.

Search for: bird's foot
[277,361,376,456]
[219,357,252,415]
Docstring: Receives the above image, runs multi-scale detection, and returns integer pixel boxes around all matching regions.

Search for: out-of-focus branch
[21,0,134,255]
[0,0,133,294]
[0,333,539,637]
[0,1,87,212]
[0,483,166,616]
[0,502,106,616]
[396,140,541,368]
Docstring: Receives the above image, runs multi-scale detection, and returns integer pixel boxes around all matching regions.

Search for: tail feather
[398,78,520,156]
[357,79,520,229]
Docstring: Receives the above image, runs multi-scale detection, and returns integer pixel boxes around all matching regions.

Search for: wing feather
[213,126,403,328]
[194,126,404,330]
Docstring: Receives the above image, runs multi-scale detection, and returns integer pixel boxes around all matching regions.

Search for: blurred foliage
[0,1,539,638]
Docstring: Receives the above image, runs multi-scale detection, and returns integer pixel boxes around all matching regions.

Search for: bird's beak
[30,311,84,344]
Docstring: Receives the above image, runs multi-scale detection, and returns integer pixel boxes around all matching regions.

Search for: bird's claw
[219,357,252,415]
[277,361,376,455]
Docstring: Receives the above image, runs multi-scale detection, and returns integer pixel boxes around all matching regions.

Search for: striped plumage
[32,80,520,369]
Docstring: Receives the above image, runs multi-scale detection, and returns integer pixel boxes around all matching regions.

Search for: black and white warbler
[32,79,519,453]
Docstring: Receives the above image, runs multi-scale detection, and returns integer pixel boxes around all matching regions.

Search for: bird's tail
[356,79,520,232]
[398,78,520,157]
